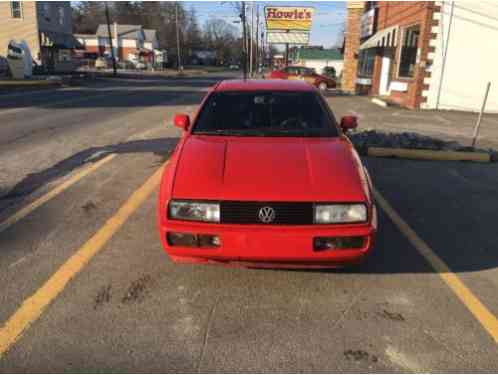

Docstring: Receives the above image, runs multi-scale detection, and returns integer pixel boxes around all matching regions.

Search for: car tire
[318,82,328,91]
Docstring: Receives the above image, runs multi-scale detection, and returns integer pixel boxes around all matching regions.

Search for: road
[0,74,497,372]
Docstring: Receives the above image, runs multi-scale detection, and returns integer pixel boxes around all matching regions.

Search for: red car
[268,66,336,91]
[157,79,377,269]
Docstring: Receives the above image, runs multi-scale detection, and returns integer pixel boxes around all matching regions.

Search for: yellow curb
[368,147,491,163]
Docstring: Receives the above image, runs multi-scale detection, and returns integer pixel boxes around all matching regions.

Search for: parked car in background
[229,64,240,70]
[268,66,336,91]
[94,57,111,70]
[157,79,377,269]
[322,66,337,79]
[134,61,147,70]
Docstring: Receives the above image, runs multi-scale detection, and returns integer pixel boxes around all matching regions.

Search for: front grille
[220,201,314,225]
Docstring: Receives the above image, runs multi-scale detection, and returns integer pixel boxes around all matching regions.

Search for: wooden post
[472,82,491,148]
[104,3,117,76]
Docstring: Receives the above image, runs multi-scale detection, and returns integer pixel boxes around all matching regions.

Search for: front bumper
[158,206,377,269]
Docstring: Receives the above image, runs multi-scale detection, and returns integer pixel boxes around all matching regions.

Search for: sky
[184,1,347,48]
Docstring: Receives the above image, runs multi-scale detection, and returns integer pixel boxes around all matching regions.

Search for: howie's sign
[265,6,314,31]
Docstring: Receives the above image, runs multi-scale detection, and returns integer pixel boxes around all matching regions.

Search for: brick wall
[375,1,436,109]
[342,1,364,93]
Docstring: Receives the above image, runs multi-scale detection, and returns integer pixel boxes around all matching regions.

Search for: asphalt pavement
[0,74,497,372]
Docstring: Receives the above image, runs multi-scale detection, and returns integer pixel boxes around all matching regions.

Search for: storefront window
[398,25,420,78]
[358,49,376,77]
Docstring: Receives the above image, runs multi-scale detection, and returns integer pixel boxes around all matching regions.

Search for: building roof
[216,79,315,92]
[296,48,343,61]
[96,24,143,40]
[143,29,157,42]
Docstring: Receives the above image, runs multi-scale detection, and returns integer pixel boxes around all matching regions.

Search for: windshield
[192,91,338,137]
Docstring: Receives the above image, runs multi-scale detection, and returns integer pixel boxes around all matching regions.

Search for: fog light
[313,236,365,251]
[198,234,221,248]
[166,232,220,248]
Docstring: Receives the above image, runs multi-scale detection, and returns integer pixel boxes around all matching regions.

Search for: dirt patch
[94,284,112,309]
[378,309,405,322]
[344,349,378,363]
[82,201,97,213]
[121,275,153,304]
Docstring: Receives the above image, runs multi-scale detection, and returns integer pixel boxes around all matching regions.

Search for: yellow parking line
[0,153,116,234]
[0,162,166,359]
[373,187,498,344]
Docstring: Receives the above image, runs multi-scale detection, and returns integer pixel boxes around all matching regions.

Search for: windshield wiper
[193,129,268,136]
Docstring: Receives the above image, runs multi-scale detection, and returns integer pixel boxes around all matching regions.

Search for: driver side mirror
[340,115,358,131]
[173,114,190,131]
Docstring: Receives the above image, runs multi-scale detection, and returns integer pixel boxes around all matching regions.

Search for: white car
[135,62,146,70]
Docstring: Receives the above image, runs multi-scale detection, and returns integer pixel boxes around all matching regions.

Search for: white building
[76,24,160,64]
[423,2,498,113]
[293,48,344,76]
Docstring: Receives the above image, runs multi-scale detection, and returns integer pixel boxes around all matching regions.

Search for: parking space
[326,93,498,151]
[0,76,497,372]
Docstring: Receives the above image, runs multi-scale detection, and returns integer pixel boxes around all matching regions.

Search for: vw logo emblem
[258,206,276,224]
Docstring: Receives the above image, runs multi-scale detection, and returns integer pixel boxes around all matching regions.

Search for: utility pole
[256,5,259,76]
[104,2,117,76]
[261,30,264,69]
[175,2,182,72]
[249,2,254,77]
[240,2,247,79]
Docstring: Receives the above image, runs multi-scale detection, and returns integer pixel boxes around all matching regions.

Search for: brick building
[343,1,498,112]
[342,2,364,93]
[343,1,437,109]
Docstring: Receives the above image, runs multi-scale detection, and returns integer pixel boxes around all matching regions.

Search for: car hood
[173,136,367,202]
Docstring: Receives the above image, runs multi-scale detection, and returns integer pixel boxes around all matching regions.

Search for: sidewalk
[326,94,498,151]
[91,67,212,80]
[0,73,101,95]
[0,79,62,94]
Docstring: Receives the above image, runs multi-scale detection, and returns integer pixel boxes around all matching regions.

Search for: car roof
[215,79,315,92]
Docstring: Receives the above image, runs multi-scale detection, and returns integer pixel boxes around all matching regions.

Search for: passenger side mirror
[174,114,190,131]
[340,115,358,131]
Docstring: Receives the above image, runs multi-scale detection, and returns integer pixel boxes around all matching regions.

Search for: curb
[0,82,62,94]
[367,147,492,163]
[371,98,388,108]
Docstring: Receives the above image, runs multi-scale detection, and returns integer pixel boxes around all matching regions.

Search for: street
[1,74,498,372]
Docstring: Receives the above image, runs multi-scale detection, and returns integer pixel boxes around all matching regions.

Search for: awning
[359,25,398,50]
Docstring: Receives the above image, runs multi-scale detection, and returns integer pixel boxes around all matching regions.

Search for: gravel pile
[348,130,495,155]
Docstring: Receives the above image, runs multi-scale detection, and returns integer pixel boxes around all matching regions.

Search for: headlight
[314,204,367,224]
[168,200,220,223]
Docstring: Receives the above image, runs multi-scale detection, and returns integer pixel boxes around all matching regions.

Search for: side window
[11,1,22,18]
[398,25,420,78]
